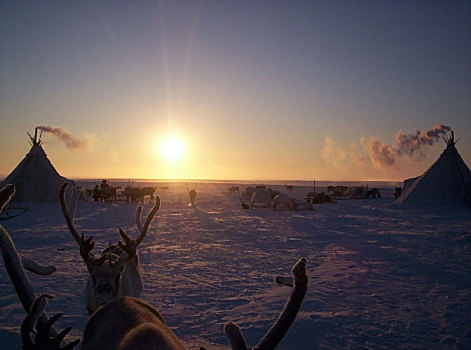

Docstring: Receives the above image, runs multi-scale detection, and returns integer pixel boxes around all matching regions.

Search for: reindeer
[285,182,294,193]
[123,186,142,203]
[272,193,293,210]
[366,188,381,199]
[99,186,121,202]
[141,187,156,203]
[1,184,308,350]
[250,188,273,210]
[82,188,93,202]
[327,185,349,198]
[59,182,160,314]
[229,186,240,194]
[186,182,197,206]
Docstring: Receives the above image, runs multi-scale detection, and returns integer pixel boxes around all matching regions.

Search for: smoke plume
[393,124,451,158]
[367,124,451,167]
[322,124,452,171]
[37,125,89,149]
[365,138,396,167]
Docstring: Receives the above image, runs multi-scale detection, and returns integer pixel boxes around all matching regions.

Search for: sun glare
[160,137,185,161]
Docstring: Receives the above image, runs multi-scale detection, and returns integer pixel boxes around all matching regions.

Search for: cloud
[37,125,90,149]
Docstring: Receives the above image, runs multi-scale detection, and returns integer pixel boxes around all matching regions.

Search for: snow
[1,181,470,349]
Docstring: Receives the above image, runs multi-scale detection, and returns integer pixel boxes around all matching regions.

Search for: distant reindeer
[272,193,293,210]
[59,182,160,314]
[229,186,240,194]
[250,187,273,209]
[267,187,280,199]
[99,186,121,202]
[123,186,142,203]
[2,184,308,350]
[241,186,256,200]
[366,188,381,199]
[285,182,294,192]
[327,185,349,198]
[82,188,93,202]
[186,182,197,206]
[141,187,156,203]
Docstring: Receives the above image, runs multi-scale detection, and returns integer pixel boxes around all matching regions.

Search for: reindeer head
[79,229,136,306]
[59,183,160,312]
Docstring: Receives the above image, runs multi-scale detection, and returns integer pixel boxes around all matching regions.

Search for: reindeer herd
[0,183,308,350]
[85,184,158,204]
[234,183,382,212]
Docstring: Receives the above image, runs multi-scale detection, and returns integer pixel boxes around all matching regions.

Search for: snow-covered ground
[1,181,470,349]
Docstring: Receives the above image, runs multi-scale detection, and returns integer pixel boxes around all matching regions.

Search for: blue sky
[1,1,470,180]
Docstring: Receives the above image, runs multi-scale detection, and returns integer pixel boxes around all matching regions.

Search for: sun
[160,137,185,161]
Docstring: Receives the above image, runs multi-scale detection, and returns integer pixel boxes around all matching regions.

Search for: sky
[1,1,470,181]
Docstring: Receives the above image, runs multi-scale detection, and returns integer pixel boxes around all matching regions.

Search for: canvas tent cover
[394,140,471,208]
[1,140,74,203]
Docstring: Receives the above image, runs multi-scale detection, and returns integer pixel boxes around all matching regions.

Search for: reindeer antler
[134,196,160,246]
[0,184,15,212]
[111,229,137,272]
[21,294,80,350]
[79,234,95,261]
[225,258,308,350]
[224,322,249,350]
[61,182,159,271]
[79,234,106,269]
[20,255,56,276]
[0,186,36,312]
[59,183,82,246]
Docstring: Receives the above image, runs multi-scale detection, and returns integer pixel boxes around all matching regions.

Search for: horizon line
[0,175,404,184]
[63,177,403,184]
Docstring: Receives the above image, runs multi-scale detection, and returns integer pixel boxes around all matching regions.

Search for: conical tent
[394,132,471,208]
[1,129,74,202]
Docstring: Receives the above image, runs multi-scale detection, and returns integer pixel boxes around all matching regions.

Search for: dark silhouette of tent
[1,128,74,202]
[394,131,471,208]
